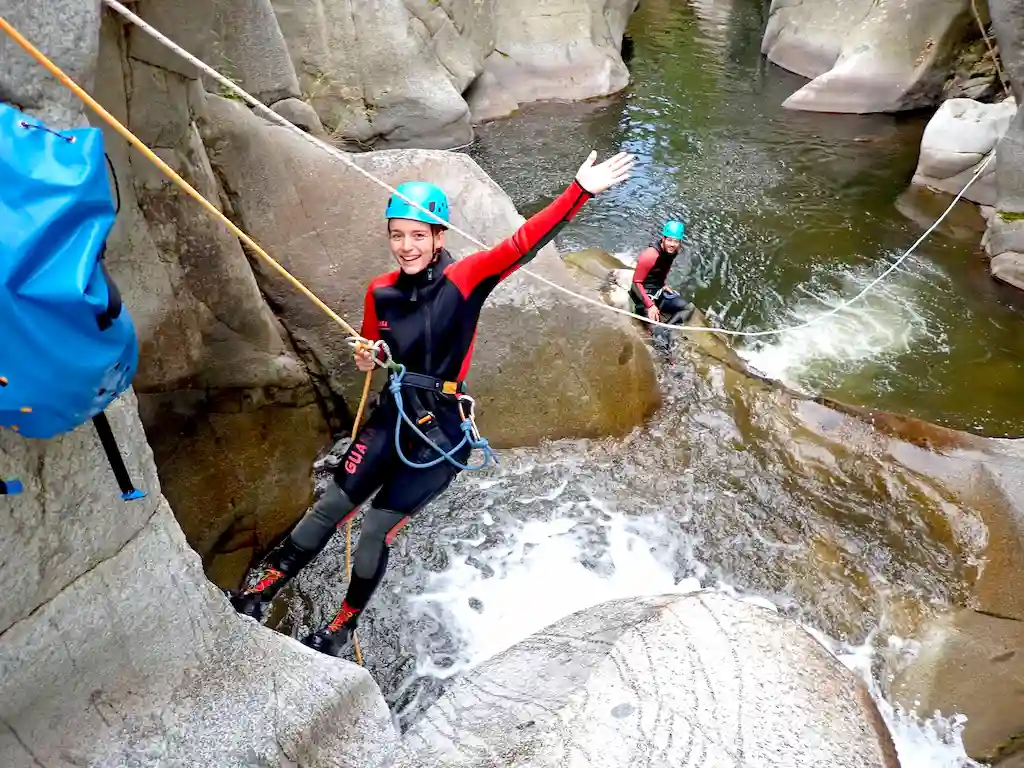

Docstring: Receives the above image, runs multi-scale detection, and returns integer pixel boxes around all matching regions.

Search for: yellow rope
[345,370,374,667]
[0,13,373,665]
[971,0,1012,99]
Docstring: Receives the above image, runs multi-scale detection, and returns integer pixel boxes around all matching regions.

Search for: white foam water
[738,259,937,392]
[403,495,982,767]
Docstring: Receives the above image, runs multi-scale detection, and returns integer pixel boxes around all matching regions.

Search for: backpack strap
[96,156,124,331]
[92,411,146,501]
[95,254,124,331]
[0,415,145,501]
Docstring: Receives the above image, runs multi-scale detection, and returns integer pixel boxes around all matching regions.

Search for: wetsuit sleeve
[632,247,659,309]
[359,284,380,341]
[446,179,593,297]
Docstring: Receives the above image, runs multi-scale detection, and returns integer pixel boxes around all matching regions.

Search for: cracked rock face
[1,5,401,763]
[86,7,332,589]
[399,592,900,768]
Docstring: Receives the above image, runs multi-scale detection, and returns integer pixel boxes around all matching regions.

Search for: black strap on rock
[92,411,146,501]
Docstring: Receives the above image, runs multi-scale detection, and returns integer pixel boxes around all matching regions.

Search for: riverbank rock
[896,185,990,242]
[892,609,1024,766]
[563,246,631,280]
[400,592,900,767]
[0,395,404,768]
[911,97,1017,206]
[200,94,661,448]
[943,37,1004,102]
[990,0,1024,103]
[90,8,330,589]
[468,0,640,121]
[985,95,1024,292]
[763,0,978,114]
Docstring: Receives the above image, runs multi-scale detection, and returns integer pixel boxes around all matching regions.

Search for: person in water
[229,149,635,656]
[630,219,695,328]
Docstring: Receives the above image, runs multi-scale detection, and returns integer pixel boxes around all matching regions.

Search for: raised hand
[575,150,635,195]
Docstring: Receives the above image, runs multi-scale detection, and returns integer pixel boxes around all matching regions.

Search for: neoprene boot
[229,536,316,621]
[302,601,361,657]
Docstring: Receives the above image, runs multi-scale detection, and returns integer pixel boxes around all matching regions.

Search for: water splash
[807,628,981,768]
[738,257,936,392]
[401,499,981,767]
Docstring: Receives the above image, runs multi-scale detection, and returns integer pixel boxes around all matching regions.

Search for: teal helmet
[385,181,450,229]
[661,219,685,239]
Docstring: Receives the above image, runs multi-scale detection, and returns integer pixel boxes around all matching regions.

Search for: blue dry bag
[0,102,145,500]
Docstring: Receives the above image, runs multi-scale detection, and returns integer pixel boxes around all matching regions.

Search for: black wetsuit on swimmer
[229,180,593,656]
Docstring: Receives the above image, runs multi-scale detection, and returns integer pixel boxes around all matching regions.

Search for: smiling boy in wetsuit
[229,150,636,656]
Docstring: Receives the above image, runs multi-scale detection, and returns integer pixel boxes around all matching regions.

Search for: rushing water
[270,1,1024,765]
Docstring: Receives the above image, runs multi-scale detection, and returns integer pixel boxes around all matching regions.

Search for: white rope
[103,0,993,339]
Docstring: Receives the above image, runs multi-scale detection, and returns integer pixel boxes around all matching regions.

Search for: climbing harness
[0,102,144,500]
[389,368,496,471]
[99,0,997,340]
[354,339,498,471]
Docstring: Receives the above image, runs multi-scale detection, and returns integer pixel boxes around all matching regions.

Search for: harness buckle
[442,380,459,395]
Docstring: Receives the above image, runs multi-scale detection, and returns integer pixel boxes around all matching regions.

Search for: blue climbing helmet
[0,102,144,500]
[662,219,685,240]
[385,181,450,229]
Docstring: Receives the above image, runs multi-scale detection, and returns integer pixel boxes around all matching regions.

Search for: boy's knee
[291,483,356,551]
[353,507,407,578]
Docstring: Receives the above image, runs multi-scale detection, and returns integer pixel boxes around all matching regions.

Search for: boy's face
[388,219,445,274]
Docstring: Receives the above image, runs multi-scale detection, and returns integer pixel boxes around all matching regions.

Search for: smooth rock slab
[0,475,403,767]
[400,592,900,768]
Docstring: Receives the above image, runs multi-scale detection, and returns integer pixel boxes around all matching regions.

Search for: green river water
[468,0,1024,437]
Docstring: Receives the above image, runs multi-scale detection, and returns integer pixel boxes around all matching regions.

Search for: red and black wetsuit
[352,177,591,491]
[285,179,593,624]
[629,240,693,327]
[231,179,595,649]
[631,240,677,309]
